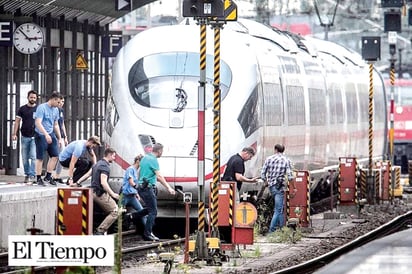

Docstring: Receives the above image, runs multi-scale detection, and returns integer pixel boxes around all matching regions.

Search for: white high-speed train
[104,19,387,218]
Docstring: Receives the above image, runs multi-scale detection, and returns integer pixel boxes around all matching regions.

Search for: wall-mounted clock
[13,23,44,54]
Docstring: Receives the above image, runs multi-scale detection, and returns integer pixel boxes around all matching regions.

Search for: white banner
[8,235,114,266]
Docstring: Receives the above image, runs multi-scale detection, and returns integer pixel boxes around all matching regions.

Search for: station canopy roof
[0,0,156,26]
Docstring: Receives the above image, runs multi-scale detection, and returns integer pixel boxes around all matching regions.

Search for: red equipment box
[287,170,310,227]
[338,157,357,204]
[56,187,93,235]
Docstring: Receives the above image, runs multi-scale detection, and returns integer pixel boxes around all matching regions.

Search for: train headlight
[396,106,403,114]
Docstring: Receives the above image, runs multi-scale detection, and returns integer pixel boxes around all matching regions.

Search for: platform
[0,173,72,248]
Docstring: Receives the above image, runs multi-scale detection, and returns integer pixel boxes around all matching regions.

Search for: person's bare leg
[47,157,58,174]
[36,159,43,176]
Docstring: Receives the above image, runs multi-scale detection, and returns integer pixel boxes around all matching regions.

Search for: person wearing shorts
[34,92,63,186]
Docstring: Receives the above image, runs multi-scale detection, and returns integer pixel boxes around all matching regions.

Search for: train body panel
[105,19,387,217]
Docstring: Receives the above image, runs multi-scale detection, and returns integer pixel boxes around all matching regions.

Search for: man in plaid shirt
[261,144,296,232]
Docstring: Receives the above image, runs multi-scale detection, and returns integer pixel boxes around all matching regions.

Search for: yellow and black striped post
[228,183,234,227]
[81,190,89,235]
[366,62,377,205]
[337,165,341,203]
[395,166,401,190]
[210,22,223,238]
[359,169,367,201]
[368,62,374,174]
[375,171,380,203]
[57,189,65,235]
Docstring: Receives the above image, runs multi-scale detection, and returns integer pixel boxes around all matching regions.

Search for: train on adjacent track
[385,77,412,174]
[104,18,387,219]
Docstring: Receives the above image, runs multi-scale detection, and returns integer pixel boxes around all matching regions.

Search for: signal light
[190,4,198,15]
[183,0,199,17]
[384,11,402,32]
[361,36,381,61]
[183,0,224,18]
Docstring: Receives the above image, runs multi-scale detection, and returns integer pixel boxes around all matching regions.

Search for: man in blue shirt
[261,144,296,232]
[138,143,175,241]
[34,92,63,186]
[59,136,100,186]
[53,97,68,184]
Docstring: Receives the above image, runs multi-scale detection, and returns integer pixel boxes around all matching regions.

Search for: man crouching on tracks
[58,135,100,186]
[91,147,119,235]
[138,143,175,241]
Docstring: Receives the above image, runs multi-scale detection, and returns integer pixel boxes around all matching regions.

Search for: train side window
[328,86,344,124]
[286,85,305,125]
[308,88,326,125]
[345,84,358,123]
[357,83,369,123]
[263,83,283,126]
[279,56,300,74]
[238,87,259,138]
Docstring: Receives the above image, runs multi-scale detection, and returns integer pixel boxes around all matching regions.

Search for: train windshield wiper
[173,88,187,112]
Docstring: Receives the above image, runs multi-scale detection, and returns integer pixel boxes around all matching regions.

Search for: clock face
[13,23,44,54]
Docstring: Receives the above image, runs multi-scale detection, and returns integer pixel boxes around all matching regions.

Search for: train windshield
[128,52,232,109]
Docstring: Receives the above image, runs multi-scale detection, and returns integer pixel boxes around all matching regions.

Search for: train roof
[182,18,305,54]
[180,18,365,64]
[228,19,301,53]
[304,36,365,67]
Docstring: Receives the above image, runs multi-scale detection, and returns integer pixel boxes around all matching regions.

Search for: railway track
[2,205,411,274]
[0,230,186,274]
[273,210,412,274]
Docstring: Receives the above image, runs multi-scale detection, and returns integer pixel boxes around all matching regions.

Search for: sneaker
[44,177,56,186]
[143,233,160,241]
[54,178,64,184]
[37,178,45,186]
[151,233,160,241]
[24,176,29,183]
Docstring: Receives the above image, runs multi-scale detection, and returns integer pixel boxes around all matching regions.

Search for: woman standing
[121,155,148,232]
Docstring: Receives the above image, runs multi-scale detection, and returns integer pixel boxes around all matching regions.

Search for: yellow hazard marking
[188,237,220,252]
[235,202,257,227]
[76,54,88,70]
[224,0,237,21]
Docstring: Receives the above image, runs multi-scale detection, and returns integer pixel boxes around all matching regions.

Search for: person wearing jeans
[121,154,148,231]
[261,144,296,232]
[12,90,38,183]
[137,143,175,241]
